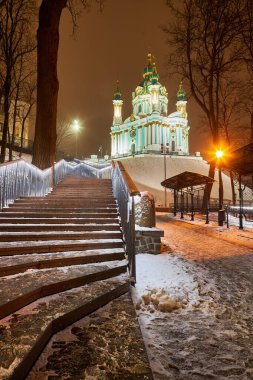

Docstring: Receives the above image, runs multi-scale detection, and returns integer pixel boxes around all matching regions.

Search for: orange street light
[216,150,223,159]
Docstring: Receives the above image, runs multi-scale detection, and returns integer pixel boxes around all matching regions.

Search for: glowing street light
[216,150,223,159]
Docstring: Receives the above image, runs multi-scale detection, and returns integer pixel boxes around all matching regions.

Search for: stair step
[0,260,127,319]
[14,198,116,203]
[0,212,118,218]
[10,202,117,208]
[0,176,145,380]
[0,230,122,241]
[27,292,153,380]
[0,275,130,380]
[3,207,118,213]
[0,238,123,255]
[0,223,121,232]
[0,217,119,224]
[0,248,125,277]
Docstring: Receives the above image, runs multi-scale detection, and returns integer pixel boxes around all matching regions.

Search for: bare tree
[0,0,37,162]
[32,0,104,169]
[56,118,75,151]
[164,0,241,206]
[238,0,253,72]
[218,81,243,204]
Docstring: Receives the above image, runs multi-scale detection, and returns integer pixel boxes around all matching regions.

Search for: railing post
[1,165,7,209]
[130,195,136,284]
[239,174,243,230]
[111,161,139,284]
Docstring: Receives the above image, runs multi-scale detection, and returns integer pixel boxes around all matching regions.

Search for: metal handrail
[0,158,117,210]
[0,159,140,280]
[111,160,140,284]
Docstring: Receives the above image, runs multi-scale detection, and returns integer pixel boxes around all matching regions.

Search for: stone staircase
[0,176,152,380]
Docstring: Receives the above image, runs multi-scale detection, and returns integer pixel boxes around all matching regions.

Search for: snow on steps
[0,238,123,255]
[0,230,122,241]
[0,211,118,218]
[0,217,119,224]
[0,176,154,379]
[0,274,130,380]
[0,248,125,277]
[0,261,128,320]
[0,223,120,232]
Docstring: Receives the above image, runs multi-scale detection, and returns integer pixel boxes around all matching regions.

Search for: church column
[163,126,167,147]
[124,130,128,153]
[111,133,115,156]
[115,133,118,155]
[156,124,160,145]
[121,131,124,154]
[111,134,114,156]
[152,124,156,144]
[138,126,142,152]
[148,124,151,146]
[119,132,122,155]
[159,124,162,145]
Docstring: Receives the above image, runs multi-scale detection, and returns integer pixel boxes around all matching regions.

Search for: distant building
[111,53,190,157]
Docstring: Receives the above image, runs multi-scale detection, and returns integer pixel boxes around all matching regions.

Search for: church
[110,53,190,157]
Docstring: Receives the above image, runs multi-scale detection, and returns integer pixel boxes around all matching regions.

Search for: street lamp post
[216,150,224,226]
[161,143,167,208]
[73,119,80,158]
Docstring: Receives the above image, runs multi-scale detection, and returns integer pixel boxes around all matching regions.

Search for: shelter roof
[161,171,215,190]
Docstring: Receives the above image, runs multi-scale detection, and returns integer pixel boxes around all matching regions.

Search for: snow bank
[132,253,200,314]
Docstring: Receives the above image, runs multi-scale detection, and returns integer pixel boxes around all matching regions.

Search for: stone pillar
[135,191,156,227]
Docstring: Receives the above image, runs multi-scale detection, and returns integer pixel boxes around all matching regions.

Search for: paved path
[150,215,253,380]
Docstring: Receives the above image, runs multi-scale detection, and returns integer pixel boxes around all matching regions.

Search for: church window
[138,104,142,114]
[172,140,176,151]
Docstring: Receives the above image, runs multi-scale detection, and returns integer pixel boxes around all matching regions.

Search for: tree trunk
[0,76,11,163]
[229,170,236,205]
[10,90,19,162]
[201,160,215,212]
[32,0,67,169]
[250,112,253,143]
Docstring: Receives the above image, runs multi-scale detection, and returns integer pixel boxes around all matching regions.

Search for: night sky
[57,0,206,158]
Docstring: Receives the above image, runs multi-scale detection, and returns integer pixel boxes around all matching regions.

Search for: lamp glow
[73,119,80,132]
[216,150,223,159]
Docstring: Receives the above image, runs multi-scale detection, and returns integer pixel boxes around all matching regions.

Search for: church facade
[110,53,190,157]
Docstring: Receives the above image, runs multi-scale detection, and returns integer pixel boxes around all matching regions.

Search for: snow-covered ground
[132,213,253,379]
[4,148,32,163]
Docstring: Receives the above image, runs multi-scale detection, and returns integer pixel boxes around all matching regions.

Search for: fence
[111,161,140,284]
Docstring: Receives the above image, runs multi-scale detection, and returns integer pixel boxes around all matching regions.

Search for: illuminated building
[111,53,190,157]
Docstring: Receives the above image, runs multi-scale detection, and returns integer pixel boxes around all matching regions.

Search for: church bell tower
[176,82,187,119]
[113,81,123,125]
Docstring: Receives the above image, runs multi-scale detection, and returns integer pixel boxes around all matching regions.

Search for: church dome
[113,80,122,100]
[177,81,186,101]
[143,53,153,79]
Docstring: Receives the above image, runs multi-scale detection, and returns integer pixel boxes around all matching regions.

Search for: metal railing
[111,161,140,284]
[0,159,141,280]
[0,159,115,209]
[0,159,69,209]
